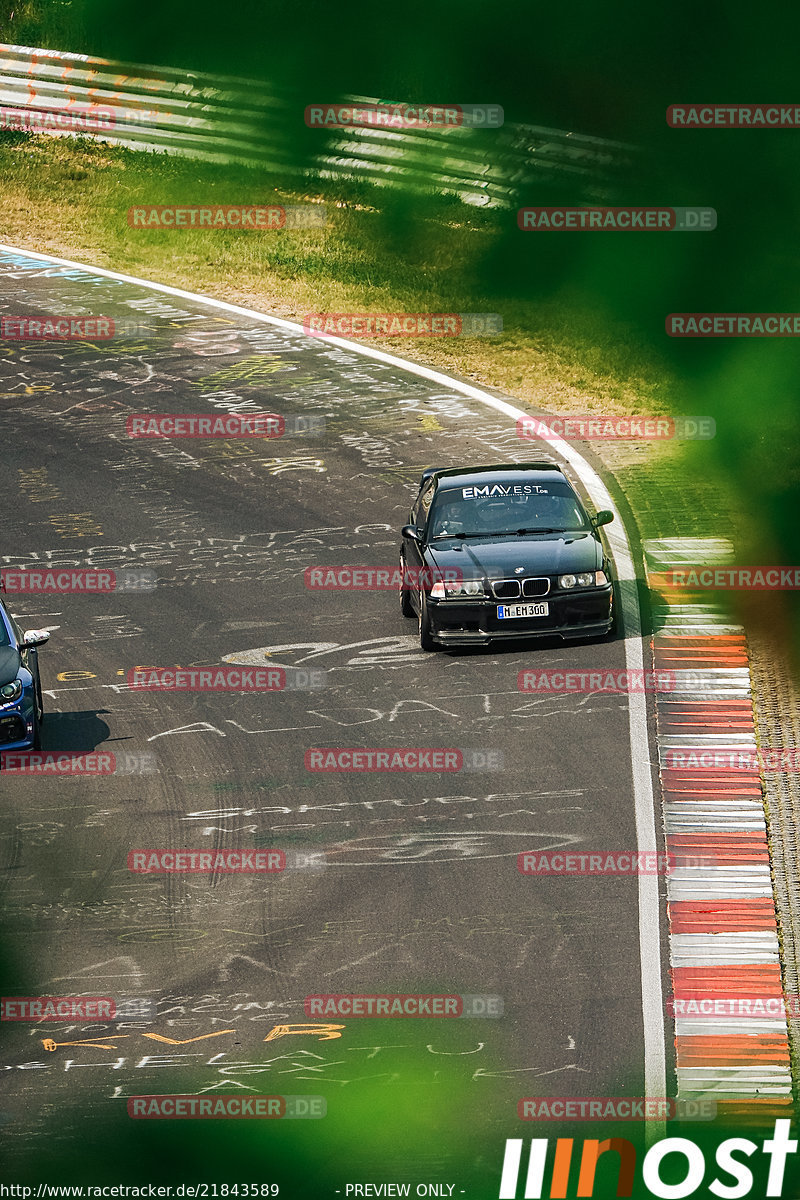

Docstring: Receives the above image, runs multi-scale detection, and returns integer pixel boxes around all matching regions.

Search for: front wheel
[399,556,414,617]
[418,592,438,652]
[606,585,619,640]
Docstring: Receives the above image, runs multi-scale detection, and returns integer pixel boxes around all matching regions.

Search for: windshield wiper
[430,525,588,542]
[430,531,508,541]
[515,527,584,535]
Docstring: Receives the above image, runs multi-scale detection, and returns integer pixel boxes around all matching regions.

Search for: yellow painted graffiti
[195,357,307,388]
[42,1036,128,1052]
[40,1023,346,1054]
[142,1030,235,1045]
[263,1024,345,1043]
[49,513,104,538]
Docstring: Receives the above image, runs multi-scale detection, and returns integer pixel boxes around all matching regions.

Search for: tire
[606,585,619,640]
[418,592,438,652]
[32,710,42,750]
[399,556,414,617]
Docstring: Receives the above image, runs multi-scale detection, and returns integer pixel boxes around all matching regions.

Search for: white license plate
[497,602,549,619]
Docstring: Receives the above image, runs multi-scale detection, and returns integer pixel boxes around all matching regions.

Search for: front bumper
[0,695,36,752]
[427,587,613,645]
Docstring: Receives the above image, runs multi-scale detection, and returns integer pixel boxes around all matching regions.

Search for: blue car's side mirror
[22,630,50,648]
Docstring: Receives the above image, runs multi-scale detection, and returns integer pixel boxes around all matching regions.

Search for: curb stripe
[645,538,792,1113]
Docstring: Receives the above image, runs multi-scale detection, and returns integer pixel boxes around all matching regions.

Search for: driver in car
[472,498,510,532]
[431,496,468,537]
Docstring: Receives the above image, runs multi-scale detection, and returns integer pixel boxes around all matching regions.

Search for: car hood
[0,645,21,688]
[426,532,602,578]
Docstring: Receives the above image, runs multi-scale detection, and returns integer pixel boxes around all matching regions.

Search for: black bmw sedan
[399,463,616,650]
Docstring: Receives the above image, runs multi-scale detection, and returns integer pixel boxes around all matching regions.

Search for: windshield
[428,480,590,539]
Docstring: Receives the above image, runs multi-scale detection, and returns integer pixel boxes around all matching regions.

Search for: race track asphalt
[0,249,668,1190]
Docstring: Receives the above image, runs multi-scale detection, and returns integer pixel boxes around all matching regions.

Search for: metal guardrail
[0,43,637,207]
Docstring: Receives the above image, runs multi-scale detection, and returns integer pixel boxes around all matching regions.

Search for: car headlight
[0,679,22,703]
[559,571,609,589]
[430,579,485,599]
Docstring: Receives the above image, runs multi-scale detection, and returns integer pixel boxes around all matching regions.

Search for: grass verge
[0,130,674,431]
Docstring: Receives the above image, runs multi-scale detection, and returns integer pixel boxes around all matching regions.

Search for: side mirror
[23,629,50,648]
[401,525,422,543]
[593,510,614,528]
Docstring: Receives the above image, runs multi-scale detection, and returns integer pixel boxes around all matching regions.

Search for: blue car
[0,595,49,753]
